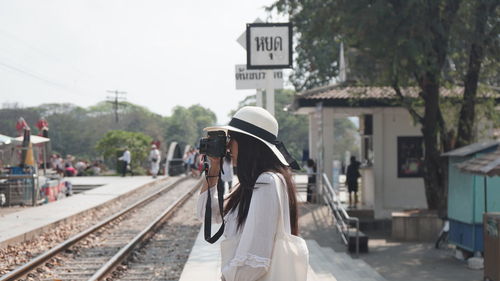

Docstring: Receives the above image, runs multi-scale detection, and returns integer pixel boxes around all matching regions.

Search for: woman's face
[228,135,238,167]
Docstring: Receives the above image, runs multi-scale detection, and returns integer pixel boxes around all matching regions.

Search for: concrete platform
[0,175,181,248]
[179,226,323,281]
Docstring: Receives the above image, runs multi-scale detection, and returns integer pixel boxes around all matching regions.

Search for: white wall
[306,106,428,219]
[376,108,427,218]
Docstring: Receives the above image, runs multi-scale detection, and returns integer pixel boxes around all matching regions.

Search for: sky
[0,0,290,124]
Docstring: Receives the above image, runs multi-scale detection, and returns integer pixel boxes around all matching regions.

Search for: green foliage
[164,104,217,147]
[333,118,360,161]
[0,105,41,137]
[271,0,499,213]
[0,101,217,166]
[274,90,309,161]
[95,130,152,170]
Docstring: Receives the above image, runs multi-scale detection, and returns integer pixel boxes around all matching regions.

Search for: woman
[305,159,316,203]
[197,106,308,281]
[221,153,234,193]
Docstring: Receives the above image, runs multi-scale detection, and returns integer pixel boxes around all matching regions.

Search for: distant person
[36,117,49,137]
[148,144,161,178]
[305,159,316,203]
[118,148,132,177]
[346,156,361,208]
[183,150,191,176]
[55,154,64,177]
[75,160,87,176]
[186,148,195,176]
[91,161,101,176]
[189,149,200,177]
[160,152,168,176]
[64,163,77,177]
[16,117,29,137]
[221,153,234,193]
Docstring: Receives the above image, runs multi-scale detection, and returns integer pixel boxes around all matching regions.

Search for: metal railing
[0,174,39,207]
[320,173,360,257]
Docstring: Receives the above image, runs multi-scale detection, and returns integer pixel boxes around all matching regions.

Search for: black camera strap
[203,156,225,244]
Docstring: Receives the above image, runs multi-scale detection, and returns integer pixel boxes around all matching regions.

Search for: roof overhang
[14,135,50,144]
[455,148,500,177]
[290,85,500,113]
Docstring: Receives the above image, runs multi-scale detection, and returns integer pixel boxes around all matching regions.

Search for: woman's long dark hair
[224,131,299,235]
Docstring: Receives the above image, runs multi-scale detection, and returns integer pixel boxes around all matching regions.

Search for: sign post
[256,89,263,107]
[235,21,292,116]
[265,70,275,115]
[245,22,292,116]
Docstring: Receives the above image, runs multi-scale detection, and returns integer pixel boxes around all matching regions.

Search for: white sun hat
[204,106,299,169]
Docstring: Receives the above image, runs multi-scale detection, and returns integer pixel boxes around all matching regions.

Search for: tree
[333,118,360,162]
[164,104,217,147]
[271,0,499,215]
[95,130,152,171]
[0,105,40,137]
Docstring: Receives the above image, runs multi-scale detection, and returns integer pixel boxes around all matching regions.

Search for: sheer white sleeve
[222,173,281,281]
[196,185,223,224]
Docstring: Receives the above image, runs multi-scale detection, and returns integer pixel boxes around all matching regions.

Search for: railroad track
[0,177,202,281]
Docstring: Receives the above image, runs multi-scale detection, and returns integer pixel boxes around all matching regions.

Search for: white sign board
[235,65,283,90]
[237,18,263,50]
[246,23,292,69]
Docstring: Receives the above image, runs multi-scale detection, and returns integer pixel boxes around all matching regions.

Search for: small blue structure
[443,140,500,252]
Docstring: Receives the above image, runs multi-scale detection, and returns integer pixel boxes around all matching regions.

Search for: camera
[199,130,227,158]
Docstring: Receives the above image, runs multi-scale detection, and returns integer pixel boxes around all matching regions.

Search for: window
[397,136,424,178]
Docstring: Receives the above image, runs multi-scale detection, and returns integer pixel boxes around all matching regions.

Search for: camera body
[199,130,227,158]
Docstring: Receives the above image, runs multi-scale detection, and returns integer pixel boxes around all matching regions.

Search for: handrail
[320,173,360,257]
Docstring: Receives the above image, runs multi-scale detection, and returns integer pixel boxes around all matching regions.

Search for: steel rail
[321,173,360,257]
[0,176,188,281]
[89,179,202,281]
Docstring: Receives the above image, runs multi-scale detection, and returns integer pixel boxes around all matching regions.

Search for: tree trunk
[456,0,496,148]
[421,73,448,216]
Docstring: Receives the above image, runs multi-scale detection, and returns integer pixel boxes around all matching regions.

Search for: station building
[290,85,489,219]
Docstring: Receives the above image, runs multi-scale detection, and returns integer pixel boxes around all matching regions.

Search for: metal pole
[42,144,47,175]
[265,70,275,116]
[484,176,488,213]
[256,89,263,107]
[31,174,36,206]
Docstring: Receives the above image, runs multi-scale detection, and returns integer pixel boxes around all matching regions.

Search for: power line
[0,60,87,97]
[106,90,127,123]
[0,27,102,84]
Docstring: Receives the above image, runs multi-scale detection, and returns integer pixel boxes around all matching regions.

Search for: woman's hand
[200,156,221,193]
[207,156,221,175]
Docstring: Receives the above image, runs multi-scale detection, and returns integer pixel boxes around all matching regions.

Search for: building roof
[455,148,500,176]
[0,134,14,145]
[291,84,499,110]
[13,135,50,144]
[442,140,500,157]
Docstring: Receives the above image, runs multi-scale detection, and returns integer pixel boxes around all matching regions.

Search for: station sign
[235,64,283,90]
[246,23,292,69]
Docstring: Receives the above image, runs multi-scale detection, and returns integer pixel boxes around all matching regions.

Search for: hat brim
[204,125,289,167]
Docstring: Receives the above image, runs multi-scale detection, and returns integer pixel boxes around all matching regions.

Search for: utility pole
[106,90,127,123]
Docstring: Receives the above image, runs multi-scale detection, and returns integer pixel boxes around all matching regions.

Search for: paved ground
[298,203,483,281]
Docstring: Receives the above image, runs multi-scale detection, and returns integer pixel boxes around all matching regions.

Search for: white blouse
[196,172,291,281]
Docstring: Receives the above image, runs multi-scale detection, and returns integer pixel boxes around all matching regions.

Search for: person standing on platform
[55,154,64,177]
[148,144,161,178]
[197,106,308,281]
[118,148,132,177]
[305,159,316,203]
[346,156,361,208]
[221,153,234,193]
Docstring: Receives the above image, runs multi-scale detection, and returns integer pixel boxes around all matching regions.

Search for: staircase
[307,240,387,281]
